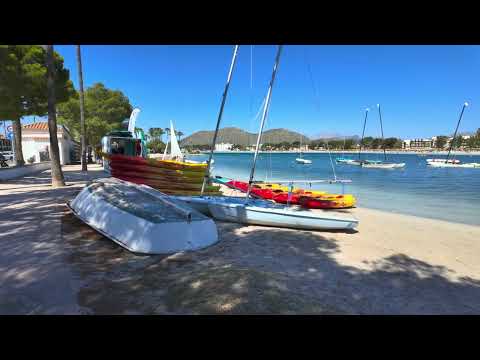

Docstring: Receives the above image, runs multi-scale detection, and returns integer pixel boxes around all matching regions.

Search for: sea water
[188,152,480,226]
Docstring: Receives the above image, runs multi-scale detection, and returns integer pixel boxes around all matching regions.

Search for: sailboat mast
[445,102,468,163]
[358,108,369,160]
[200,45,239,195]
[246,45,283,199]
[377,104,387,162]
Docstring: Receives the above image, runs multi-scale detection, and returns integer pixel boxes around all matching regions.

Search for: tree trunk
[76,45,87,172]
[45,45,66,187]
[12,117,25,166]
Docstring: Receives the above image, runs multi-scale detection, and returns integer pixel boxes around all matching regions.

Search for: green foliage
[0,45,74,120]
[148,127,164,141]
[435,135,449,149]
[57,83,133,146]
[147,139,166,153]
[361,136,374,147]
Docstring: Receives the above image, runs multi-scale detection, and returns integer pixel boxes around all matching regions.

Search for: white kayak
[174,196,359,231]
[295,158,312,164]
[67,177,218,254]
[361,162,405,169]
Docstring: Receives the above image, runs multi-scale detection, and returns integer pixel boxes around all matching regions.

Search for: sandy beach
[1,164,479,314]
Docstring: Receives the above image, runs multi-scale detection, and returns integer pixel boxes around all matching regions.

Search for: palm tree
[76,45,87,172]
[148,127,164,141]
[176,130,184,142]
[44,45,65,187]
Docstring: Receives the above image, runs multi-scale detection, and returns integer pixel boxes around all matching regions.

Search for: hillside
[181,127,310,146]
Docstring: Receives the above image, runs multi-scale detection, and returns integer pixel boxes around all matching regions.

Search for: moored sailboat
[426,102,479,168]
[360,104,405,169]
[175,45,358,231]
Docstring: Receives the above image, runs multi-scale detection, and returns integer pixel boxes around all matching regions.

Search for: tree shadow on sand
[61,214,480,315]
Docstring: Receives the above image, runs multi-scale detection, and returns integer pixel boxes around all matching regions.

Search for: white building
[21,122,79,165]
[215,142,233,151]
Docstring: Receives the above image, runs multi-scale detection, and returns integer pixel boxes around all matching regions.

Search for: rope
[304,48,337,180]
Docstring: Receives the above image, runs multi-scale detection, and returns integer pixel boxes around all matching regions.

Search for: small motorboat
[67,177,219,254]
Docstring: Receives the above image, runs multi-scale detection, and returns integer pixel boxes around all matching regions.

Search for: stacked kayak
[222,179,356,209]
[107,154,222,196]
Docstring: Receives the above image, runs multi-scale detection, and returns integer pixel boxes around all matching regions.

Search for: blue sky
[8,45,480,139]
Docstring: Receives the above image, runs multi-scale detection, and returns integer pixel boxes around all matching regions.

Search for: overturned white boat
[67,177,218,254]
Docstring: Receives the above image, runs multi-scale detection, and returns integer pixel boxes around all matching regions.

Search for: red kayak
[298,197,337,209]
[271,192,301,205]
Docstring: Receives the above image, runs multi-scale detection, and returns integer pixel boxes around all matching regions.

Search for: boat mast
[445,102,468,163]
[358,108,369,160]
[200,45,239,195]
[246,45,283,200]
[377,104,387,162]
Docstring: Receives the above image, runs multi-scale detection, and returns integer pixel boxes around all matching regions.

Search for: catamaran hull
[68,179,218,254]
[208,202,358,230]
[427,162,480,168]
[361,163,405,169]
[174,196,358,230]
[295,158,312,164]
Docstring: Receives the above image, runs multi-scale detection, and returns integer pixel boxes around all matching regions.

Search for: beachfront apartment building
[403,138,435,149]
[403,135,472,150]
[215,142,233,151]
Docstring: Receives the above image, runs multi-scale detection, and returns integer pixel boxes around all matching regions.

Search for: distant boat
[427,161,480,168]
[163,120,213,165]
[295,156,312,164]
[337,109,370,166]
[360,104,405,169]
[362,162,406,169]
[295,133,312,164]
[426,102,478,168]
[67,177,219,254]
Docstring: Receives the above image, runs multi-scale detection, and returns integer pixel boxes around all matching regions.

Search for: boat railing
[264,179,352,184]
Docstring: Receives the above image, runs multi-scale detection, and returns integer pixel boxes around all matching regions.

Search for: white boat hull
[427,162,480,168]
[295,158,312,164]
[68,178,218,254]
[175,196,358,231]
[426,158,460,164]
[361,162,405,169]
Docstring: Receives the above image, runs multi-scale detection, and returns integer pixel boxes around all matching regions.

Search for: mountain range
[180,127,311,146]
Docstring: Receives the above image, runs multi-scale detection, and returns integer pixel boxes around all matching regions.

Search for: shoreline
[217,184,479,228]
[2,164,479,314]
[190,150,480,156]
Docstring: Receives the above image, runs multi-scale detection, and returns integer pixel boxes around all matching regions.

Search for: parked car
[0,151,13,161]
